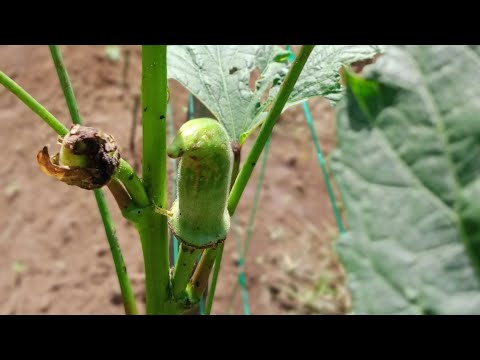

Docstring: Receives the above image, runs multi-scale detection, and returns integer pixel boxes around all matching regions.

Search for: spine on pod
[167,118,233,249]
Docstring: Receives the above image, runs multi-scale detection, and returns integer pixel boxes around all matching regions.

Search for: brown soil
[0,45,348,315]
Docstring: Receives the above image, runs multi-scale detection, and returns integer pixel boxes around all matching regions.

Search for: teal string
[228,215,242,313]
[173,235,179,262]
[286,45,345,234]
[170,94,200,264]
[199,296,205,314]
[171,94,197,264]
[188,92,195,119]
[286,45,296,62]
[238,265,250,315]
[303,102,346,234]
[235,218,251,315]
[232,135,272,314]
[241,135,272,257]
[167,102,180,262]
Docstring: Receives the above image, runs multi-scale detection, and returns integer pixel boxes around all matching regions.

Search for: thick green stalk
[48,45,138,315]
[142,45,168,207]
[203,45,315,313]
[141,45,170,313]
[136,214,167,314]
[228,45,315,214]
[0,71,68,136]
[172,244,202,298]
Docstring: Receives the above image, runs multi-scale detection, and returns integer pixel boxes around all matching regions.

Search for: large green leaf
[167,45,289,143]
[330,45,480,314]
[167,45,382,143]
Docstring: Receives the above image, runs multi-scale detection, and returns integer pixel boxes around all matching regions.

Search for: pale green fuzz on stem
[167,118,233,249]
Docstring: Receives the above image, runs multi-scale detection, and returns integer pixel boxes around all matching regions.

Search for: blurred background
[0,45,347,314]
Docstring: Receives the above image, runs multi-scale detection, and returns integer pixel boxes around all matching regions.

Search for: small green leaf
[342,66,382,124]
[331,45,480,314]
[286,45,384,106]
[274,52,291,64]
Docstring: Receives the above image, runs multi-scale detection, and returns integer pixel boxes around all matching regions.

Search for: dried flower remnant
[37,125,120,190]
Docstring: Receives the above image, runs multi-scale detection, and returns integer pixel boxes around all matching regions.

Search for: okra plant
[0,45,387,315]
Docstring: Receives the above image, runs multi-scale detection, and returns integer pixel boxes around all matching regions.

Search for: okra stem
[115,159,149,208]
[228,45,315,214]
[188,245,220,301]
[48,45,139,315]
[0,70,68,136]
[141,45,170,313]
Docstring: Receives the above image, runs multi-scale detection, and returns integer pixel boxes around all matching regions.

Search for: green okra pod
[167,118,233,249]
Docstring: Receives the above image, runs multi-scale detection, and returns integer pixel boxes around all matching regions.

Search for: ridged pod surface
[167,118,233,249]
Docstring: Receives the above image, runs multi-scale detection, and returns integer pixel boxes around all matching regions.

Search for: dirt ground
[0,45,348,315]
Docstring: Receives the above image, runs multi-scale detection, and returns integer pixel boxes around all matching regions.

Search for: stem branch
[228,45,315,214]
[0,71,68,136]
[188,245,219,301]
[94,190,138,314]
[48,45,138,314]
[49,45,82,125]
[115,159,149,207]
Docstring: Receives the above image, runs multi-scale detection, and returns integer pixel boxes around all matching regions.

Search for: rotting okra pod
[37,124,120,190]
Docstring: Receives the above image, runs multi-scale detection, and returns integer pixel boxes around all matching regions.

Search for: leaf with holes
[331,45,480,314]
[167,45,290,144]
[167,45,383,144]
